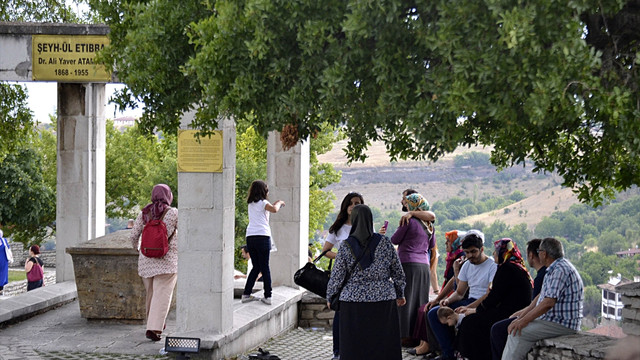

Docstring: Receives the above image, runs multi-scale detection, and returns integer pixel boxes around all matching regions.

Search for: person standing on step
[241,180,285,306]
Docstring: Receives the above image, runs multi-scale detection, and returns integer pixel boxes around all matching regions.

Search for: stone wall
[1,271,56,296]
[298,292,334,329]
[616,281,640,336]
[530,333,616,359]
[7,242,56,267]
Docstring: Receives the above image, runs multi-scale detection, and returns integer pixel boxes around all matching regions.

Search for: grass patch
[8,270,26,282]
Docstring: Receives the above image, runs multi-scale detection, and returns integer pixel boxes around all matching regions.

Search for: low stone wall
[298,292,334,329]
[1,271,56,296]
[530,333,616,359]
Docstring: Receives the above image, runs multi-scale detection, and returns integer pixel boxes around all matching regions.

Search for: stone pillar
[176,111,236,334]
[56,83,106,282]
[616,281,640,337]
[267,132,309,287]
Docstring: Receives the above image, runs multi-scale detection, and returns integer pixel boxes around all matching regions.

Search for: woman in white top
[241,180,285,305]
[322,192,364,360]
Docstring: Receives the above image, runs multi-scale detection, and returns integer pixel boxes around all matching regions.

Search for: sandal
[248,347,281,360]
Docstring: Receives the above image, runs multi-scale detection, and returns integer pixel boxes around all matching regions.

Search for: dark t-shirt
[29,256,44,266]
[532,266,547,299]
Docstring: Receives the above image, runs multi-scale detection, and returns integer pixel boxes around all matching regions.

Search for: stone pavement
[0,294,425,360]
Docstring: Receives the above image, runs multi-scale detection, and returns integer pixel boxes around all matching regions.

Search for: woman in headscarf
[455,238,533,360]
[390,193,435,347]
[326,204,406,360]
[407,229,467,356]
[129,184,178,342]
[321,192,364,360]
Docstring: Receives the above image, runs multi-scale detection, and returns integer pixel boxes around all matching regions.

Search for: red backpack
[140,208,174,258]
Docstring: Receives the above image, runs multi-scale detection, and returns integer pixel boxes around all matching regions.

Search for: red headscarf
[493,238,533,287]
[142,184,173,223]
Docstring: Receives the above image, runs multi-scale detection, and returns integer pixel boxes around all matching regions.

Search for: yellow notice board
[177,130,223,173]
[32,35,111,82]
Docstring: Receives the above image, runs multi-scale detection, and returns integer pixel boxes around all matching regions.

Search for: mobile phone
[382,220,389,230]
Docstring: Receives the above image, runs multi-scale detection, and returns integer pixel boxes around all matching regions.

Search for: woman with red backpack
[130,184,178,342]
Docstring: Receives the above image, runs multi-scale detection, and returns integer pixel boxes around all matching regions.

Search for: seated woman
[454,238,533,360]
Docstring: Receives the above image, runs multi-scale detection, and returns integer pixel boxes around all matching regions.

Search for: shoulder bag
[294,249,333,298]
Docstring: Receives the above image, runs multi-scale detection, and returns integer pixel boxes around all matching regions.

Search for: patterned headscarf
[494,238,533,286]
[445,230,466,278]
[405,193,433,235]
[142,184,174,223]
[405,193,430,211]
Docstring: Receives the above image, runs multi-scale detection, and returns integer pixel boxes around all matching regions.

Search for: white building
[597,273,637,321]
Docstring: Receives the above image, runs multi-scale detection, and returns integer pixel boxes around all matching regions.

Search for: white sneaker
[260,297,272,305]
[241,295,259,303]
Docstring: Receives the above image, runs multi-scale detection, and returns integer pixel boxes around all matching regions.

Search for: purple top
[390,218,434,265]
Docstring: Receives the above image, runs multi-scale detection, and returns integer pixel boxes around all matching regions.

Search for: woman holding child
[455,238,532,360]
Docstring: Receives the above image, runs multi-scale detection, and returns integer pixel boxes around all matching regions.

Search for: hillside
[318,140,579,229]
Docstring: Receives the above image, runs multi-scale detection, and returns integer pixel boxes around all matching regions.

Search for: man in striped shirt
[502,237,584,360]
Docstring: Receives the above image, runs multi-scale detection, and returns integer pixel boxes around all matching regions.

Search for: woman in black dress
[455,238,532,360]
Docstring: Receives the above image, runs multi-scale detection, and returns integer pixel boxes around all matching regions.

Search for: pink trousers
[142,273,177,332]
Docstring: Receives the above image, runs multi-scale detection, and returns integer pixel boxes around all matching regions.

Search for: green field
[8,270,26,282]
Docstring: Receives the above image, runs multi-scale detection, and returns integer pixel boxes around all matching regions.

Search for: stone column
[56,83,106,282]
[267,132,309,287]
[176,111,236,334]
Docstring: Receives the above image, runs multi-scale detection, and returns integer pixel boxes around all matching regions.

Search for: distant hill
[318,140,579,229]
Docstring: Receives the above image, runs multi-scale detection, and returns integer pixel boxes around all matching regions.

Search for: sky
[23,82,143,124]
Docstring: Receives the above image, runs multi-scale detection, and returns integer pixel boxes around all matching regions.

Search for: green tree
[105,121,178,220]
[0,147,56,247]
[92,0,640,204]
[583,285,601,319]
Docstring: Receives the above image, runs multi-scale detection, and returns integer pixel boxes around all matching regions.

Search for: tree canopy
[94,0,640,205]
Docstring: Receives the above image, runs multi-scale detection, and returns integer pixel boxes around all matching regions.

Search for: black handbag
[294,250,333,298]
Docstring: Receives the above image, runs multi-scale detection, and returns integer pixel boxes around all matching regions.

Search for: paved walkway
[0,297,427,360]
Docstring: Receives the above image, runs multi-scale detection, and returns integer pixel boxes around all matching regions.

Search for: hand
[510,309,523,319]
[426,300,438,311]
[507,318,529,336]
[455,306,468,314]
[327,302,331,309]
[440,298,450,307]
[453,257,465,274]
[460,307,476,316]
[399,213,412,226]
[379,226,387,235]
[397,298,406,307]
[278,200,286,207]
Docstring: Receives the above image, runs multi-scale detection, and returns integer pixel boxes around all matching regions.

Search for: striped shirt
[537,257,584,330]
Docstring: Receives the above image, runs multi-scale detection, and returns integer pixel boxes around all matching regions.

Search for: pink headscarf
[142,184,173,223]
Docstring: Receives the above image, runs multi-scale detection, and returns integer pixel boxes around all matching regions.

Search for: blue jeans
[427,298,475,357]
[243,235,272,298]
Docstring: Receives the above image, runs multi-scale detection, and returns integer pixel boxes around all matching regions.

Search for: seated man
[502,237,583,360]
[426,232,497,360]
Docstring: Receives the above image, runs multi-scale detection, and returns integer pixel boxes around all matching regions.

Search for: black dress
[456,262,532,360]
